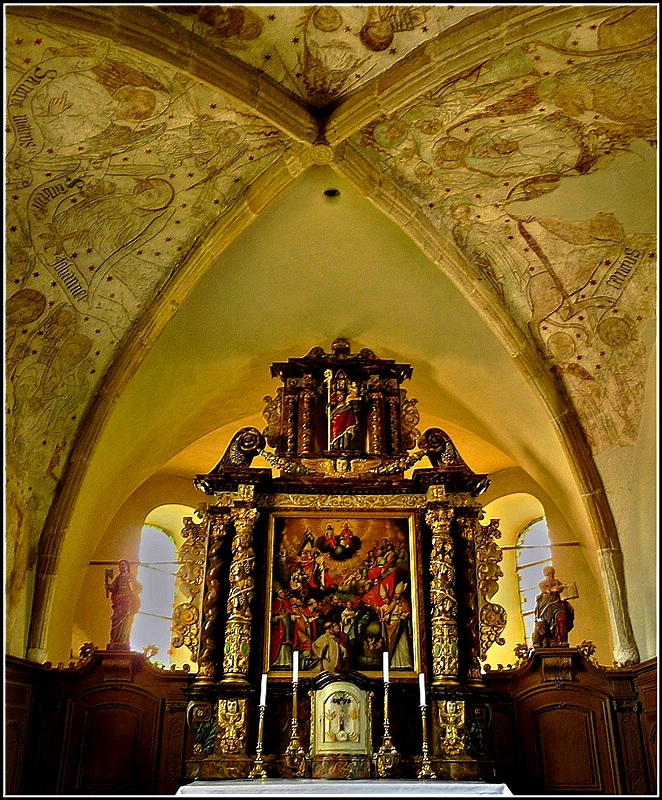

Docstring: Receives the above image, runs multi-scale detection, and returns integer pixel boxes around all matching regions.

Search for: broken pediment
[195,338,489,496]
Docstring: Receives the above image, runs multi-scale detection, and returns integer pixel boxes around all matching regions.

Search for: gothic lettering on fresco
[5,14,289,579]
[358,8,656,453]
[268,516,416,676]
[8,64,58,107]
[4,6,657,656]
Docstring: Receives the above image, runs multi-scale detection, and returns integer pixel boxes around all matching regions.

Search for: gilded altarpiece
[182,339,504,781]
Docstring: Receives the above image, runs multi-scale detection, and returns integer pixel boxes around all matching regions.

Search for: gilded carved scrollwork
[172,513,209,662]
[260,493,426,509]
[215,698,248,755]
[222,507,259,681]
[197,514,231,683]
[475,518,507,660]
[262,389,283,448]
[400,391,420,451]
[426,507,459,683]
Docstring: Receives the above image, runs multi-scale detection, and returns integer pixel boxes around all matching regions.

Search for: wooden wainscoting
[5,649,657,795]
[483,649,657,795]
[5,651,193,795]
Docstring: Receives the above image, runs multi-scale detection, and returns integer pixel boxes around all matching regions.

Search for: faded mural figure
[595,316,646,444]
[532,566,575,648]
[105,560,142,649]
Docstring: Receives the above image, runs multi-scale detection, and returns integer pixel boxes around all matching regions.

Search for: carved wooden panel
[5,678,32,794]
[158,701,189,795]
[613,701,649,794]
[59,686,160,794]
[517,695,617,794]
[487,704,518,790]
[635,658,657,788]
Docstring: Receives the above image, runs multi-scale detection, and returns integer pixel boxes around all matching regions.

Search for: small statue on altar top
[325,370,364,450]
[532,566,576,648]
[105,559,142,649]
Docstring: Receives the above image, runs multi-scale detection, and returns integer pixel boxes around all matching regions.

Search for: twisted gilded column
[283,378,298,453]
[298,374,316,455]
[457,515,482,683]
[222,507,259,683]
[426,507,459,685]
[366,375,385,453]
[196,514,231,684]
[385,379,402,452]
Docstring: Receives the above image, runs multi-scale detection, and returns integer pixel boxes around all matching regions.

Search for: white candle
[382,650,389,683]
[260,673,267,706]
[419,673,426,706]
[292,650,299,683]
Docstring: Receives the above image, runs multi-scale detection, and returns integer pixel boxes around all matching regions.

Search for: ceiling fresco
[160,5,489,107]
[5,12,295,582]
[3,5,658,656]
[347,5,657,453]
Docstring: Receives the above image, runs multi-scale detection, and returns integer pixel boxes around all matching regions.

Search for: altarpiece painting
[266,512,420,678]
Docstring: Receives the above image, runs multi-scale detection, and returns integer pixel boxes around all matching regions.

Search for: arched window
[516,517,552,646]
[130,525,178,663]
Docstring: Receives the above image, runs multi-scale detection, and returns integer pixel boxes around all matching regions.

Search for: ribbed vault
[5,5,656,665]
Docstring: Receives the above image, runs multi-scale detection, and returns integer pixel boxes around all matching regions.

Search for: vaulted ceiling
[5,5,657,662]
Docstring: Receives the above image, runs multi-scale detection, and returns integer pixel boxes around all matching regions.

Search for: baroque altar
[178,338,506,783]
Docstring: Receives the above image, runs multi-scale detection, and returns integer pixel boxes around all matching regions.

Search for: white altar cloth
[177,779,513,796]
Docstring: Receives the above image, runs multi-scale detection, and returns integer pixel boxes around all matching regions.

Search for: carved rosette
[215,698,248,755]
[437,700,467,757]
[222,507,259,681]
[187,699,216,755]
[475,518,507,660]
[172,513,209,662]
[457,516,481,682]
[196,514,231,683]
[426,507,459,683]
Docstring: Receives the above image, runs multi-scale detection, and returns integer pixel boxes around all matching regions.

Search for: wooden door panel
[517,693,618,794]
[60,686,160,794]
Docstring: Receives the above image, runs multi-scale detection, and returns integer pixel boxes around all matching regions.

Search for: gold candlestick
[373,681,399,777]
[418,703,436,779]
[283,681,306,777]
[248,704,267,779]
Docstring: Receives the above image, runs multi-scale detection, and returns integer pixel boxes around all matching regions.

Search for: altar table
[177,779,513,796]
